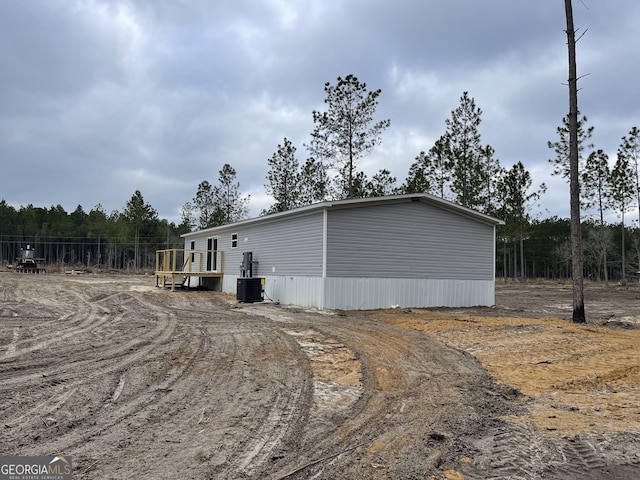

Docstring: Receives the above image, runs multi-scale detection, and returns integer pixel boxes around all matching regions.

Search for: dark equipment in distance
[15,245,45,274]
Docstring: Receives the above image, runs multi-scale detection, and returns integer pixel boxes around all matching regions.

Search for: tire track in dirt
[477,423,551,479]
[201,325,313,479]
[0,293,176,387]
[71,307,314,480]
[0,287,113,362]
[68,298,315,480]
[0,286,183,455]
[230,306,369,478]
[3,281,83,326]
[553,437,608,478]
[1,288,314,480]
[467,425,639,480]
[239,304,514,479]
[56,320,207,457]
[231,367,306,476]
[283,327,362,415]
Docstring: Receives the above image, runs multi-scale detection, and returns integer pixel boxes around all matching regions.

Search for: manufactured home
[156,194,503,310]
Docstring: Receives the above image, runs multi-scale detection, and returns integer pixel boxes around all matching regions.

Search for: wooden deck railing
[155,249,223,290]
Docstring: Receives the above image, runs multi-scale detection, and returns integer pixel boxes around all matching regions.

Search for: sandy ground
[1,273,639,479]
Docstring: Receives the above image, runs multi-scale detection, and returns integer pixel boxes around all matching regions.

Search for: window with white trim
[231,233,238,248]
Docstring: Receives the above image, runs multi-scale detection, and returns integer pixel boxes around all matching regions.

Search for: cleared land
[1,273,639,479]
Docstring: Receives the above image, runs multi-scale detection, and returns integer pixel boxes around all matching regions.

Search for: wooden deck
[155,249,224,291]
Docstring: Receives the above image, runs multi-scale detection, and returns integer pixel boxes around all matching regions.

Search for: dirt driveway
[1,274,639,479]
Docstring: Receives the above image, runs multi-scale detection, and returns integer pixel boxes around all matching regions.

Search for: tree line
[2,74,639,280]
[0,191,186,271]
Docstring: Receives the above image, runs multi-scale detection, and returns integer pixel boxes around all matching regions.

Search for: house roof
[181,193,504,238]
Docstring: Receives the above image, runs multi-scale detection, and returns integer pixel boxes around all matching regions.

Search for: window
[207,237,217,271]
[190,241,195,262]
[231,233,238,248]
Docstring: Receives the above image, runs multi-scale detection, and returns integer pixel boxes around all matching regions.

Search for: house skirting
[223,275,495,310]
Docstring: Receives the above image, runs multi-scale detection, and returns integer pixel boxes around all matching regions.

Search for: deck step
[164,276,188,287]
[157,275,189,289]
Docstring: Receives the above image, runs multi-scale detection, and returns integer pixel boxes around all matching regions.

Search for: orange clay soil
[373,307,640,437]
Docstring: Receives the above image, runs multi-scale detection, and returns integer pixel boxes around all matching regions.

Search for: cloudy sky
[1,1,639,224]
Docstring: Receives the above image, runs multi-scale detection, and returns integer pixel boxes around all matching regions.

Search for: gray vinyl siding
[325,201,494,280]
[188,211,325,278]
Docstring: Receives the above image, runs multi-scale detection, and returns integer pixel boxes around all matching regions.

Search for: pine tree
[618,127,640,229]
[123,190,158,269]
[498,162,546,281]
[265,138,300,213]
[184,180,217,230]
[609,154,636,281]
[582,149,611,282]
[403,135,449,197]
[298,157,328,206]
[215,164,249,225]
[197,180,218,229]
[366,169,397,197]
[481,145,504,216]
[179,201,196,231]
[264,139,329,214]
[547,112,594,182]
[403,152,431,195]
[582,149,611,223]
[184,165,249,229]
[444,92,495,211]
[349,171,368,198]
[306,74,390,199]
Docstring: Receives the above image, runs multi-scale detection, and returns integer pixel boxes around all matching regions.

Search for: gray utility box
[237,277,264,303]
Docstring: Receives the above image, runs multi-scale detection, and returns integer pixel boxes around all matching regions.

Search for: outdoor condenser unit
[237,277,264,303]
[237,251,263,302]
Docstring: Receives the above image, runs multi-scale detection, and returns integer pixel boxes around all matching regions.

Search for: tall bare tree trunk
[565,0,586,323]
[621,212,626,281]
[503,237,508,282]
[519,223,525,282]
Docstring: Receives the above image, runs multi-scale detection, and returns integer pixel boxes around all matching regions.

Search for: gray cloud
[0,0,638,223]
